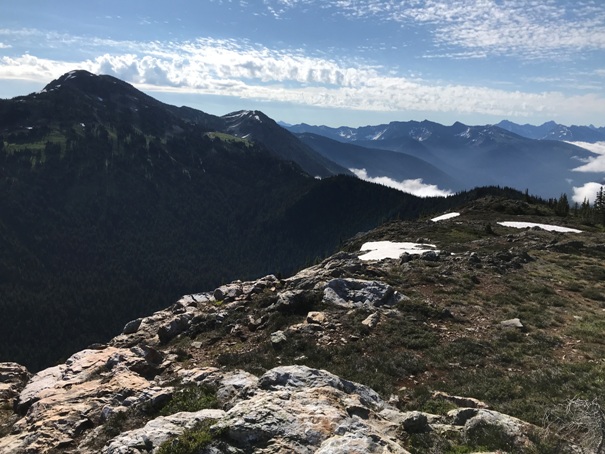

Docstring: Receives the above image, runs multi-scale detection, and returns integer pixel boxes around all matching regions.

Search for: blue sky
[1,0,604,127]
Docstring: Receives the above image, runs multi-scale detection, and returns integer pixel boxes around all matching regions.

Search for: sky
[1,0,605,127]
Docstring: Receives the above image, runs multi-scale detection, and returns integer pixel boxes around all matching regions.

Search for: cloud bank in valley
[350,168,453,198]
[570,141,605,173]
[572,182,604,204]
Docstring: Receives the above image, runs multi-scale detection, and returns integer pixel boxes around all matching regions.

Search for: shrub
[160,384,218,416]
[157,419,218,454]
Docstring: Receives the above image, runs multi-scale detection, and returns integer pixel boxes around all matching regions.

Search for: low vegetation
[173,196,605,452]
[157,419,220,454]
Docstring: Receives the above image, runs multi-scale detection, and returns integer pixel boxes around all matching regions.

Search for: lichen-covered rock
[0,347,167,453]
[258,365,384,410]
[101,409,225,454]
[212,366,399,453]
[0,363,30,400]
[317,432,410,454]
[361,312,380,328]
[462,409,536,451]
[323,278,406,308]
[157,313,193,344]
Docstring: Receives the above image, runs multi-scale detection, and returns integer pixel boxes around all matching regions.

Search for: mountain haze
[497,120,605,142]
[285,120,599,198]
[295,132,463,191]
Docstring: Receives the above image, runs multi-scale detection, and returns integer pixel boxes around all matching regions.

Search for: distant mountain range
[496,120,605,142]
[284,119,605,144]
[283,120,604,198]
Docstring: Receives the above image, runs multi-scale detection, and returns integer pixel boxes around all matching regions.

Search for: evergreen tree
[555,193,570,217]
[595,186,605,226]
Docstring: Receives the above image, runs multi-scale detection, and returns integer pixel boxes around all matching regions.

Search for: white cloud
[570,141,605,172]
[572,181,605,204]
[0,30,604,121]
[567,141,605,155]
[0,55,79,81]
[350,168,453,197]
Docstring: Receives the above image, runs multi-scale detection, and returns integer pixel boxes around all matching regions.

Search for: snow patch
[338,129,355,140]
[368,129,387,140]
[359,241,438,261]
[497,221,582,233]
[410,127,431,142]
[431,212,460,222]
[457,127,471,139]
[224,110,251,119]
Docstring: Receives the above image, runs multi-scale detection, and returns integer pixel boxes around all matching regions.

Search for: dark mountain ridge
[221,109,351,177]
[2,70,345,178]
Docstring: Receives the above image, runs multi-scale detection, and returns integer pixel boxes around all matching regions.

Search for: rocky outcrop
[0,354,549,454]
[101,409,225,454]
[323,278,406,308]
[0,346,171,453]
[0,363,30,401]
[0,224,586,453]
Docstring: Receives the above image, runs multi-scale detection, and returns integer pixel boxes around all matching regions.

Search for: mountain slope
[1,195,602,453]
[0,71,463,371]
[296,132,463,191]
[285,120,599,198]
[222,110,351,177]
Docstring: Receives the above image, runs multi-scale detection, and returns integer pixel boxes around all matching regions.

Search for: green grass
[159,384,219,416]
[205,132,251,146]
[157,419,219,454]
[568,318,605,345]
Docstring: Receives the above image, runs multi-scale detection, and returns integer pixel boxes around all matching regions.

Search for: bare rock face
[213,365,407,453]
[0,346,168,453]
[0,362,31,401]
[462,409,537,452]
[323,278,405,308]
[100,409,226,454]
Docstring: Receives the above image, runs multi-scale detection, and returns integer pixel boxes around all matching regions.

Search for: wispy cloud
[350,168,453,197]
[267,0,605,60]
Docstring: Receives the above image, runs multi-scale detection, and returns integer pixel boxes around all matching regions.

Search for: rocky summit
[1,197,604,453]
